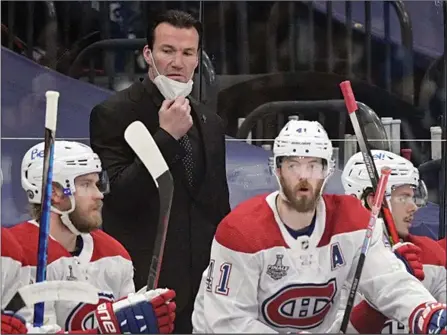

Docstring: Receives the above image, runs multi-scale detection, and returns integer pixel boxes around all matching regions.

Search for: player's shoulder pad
[408,234,446,266]
[318,194,371,246]
[90,229,132,262]
[214,193,288,254]
[1,227,24,263]
[8,221,71,266]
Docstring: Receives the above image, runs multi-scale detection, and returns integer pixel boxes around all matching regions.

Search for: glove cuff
[94,302,120,334]
[410,302,445,334]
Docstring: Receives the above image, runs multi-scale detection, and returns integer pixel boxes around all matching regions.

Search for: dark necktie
[179,134,194,187]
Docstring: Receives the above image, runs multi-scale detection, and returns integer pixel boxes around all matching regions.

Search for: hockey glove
[1,311,28,334]
[1,311,62,334]
[410,302,447,334]
[392,242,425,281]
[94,288,176,334]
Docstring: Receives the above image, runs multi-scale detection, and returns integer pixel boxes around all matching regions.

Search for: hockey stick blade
[340,81,400,245]
[124,121,169,185]
[124,121,174,290]
[5,281,99,314]
[34,90,60,326]
[339,167,391,334]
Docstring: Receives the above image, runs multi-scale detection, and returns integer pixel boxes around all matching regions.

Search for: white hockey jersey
[9,221,135,331]
[1,227,30,309]
[383,234,446,334]
[339,234,447,334]
[192,192,437,333]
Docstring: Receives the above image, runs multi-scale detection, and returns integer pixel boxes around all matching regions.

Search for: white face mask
[150,52,194,100]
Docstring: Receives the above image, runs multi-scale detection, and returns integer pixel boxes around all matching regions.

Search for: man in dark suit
[89,9,231,333]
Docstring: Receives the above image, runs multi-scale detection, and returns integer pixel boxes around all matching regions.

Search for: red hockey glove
[1,311,28,334]
[410,302,447,334]
[1,311,63,334]
[94,288,176,334]
[392,242,425,281]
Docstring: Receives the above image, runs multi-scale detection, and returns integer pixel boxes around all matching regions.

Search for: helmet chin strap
[50,196,81,236]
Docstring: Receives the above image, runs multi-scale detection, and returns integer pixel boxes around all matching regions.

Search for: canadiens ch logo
[66,265,77,281]
[267,255,289,280]
[261,278,337,330]
[65,292,114,331]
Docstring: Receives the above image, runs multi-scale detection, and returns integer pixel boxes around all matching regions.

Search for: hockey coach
[89,9,231,333]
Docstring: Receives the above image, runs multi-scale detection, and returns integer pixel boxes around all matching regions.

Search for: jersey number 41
[205,259,232,296]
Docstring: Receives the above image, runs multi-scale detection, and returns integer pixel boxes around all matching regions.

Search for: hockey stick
[340,81,400,245]
[5,281,99,314]
[33,91,59,327]
[124,121,174,290]
[339,166,392,334]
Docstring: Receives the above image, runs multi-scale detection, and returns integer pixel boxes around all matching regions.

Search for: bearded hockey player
[7,141,176,334]
[339,150,446,333]
[1,228,174,335]
[191,120,447,334]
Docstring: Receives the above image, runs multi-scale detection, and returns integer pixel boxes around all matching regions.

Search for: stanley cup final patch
[267,254,289,280]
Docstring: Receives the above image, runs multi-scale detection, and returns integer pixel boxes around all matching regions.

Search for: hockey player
[191,120,447,334]
[340,150,446,333]
[7,140,176,334]
[0,159,175,334]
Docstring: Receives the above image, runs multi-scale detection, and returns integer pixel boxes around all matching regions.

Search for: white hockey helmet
[21,140,108,234]
[273,120,335,177]
[341,150,427,207]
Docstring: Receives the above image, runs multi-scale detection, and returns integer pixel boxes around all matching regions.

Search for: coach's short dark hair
[146,9,202,49]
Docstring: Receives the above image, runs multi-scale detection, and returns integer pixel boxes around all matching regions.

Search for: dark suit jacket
[89,77,231,313]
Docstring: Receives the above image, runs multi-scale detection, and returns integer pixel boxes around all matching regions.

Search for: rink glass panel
[1,1,445,239]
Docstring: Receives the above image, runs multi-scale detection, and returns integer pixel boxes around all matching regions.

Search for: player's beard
[69,202,103,233]
[280,177,324,213]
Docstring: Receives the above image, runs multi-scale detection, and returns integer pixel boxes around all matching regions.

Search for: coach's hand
[159,97,192,140]
[95,288,176,334]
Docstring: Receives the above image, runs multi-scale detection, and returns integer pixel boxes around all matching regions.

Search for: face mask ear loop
[149,51,162,77]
